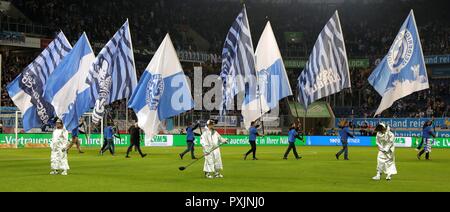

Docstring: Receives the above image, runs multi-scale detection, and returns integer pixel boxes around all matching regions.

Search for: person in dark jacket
[417,120,436,160]
[66,119,85,154]
[336,120,355,160]
[283,122,304,160]
[179,122,200,159]
[126,122,147,158]
[100,121,120,156]
[244,121,260,160]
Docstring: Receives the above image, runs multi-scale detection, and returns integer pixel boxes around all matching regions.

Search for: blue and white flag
[368,10,428,116]
[86,20,137,124]
[242,21,292,129]
[7,31,72,131]
[43,33,95,131]
[297,11,350,109]
[220,7,257,115]
[128,34,194,139]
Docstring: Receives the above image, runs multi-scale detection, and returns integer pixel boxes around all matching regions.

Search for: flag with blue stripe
[128,34,194,139]
[368,10,429,116]
[242,21,293,129]
[220,7,257,115]
[6,31,72,132]
[86,20,137,124]
[297,11,350,109]
[43,33,96,131]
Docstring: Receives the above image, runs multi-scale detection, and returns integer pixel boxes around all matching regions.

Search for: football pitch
[0,146,449,192]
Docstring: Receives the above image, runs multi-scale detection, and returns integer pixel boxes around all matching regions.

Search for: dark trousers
[245,140,257,158]
[101,139,115,155]
[100,138,108,153]
[336,140,349,159]
[418,149,430,159]
[126,139,144,156]
[417,138,424,149]
[180,140,195,158]
[284,142,299,158]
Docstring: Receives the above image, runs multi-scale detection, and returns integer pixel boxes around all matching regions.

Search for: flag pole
[0,54,2,116]
[125,97,128,131]
[246,2,265,135]
[254,15,272,136]
[304,108,307,136]
[293,89,300,123]
[255,56,266,136]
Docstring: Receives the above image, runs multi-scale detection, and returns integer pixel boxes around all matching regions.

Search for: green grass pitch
[0,146,449,191]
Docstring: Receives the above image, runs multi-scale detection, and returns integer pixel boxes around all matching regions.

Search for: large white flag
[128,34,194,139]
[242,21,292,129]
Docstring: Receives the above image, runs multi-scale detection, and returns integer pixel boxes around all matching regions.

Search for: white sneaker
[372,175,381,180]
[215,173,224,178]
[61,170,68,176]
[386,175,392,180]
[50,170,58,175]
[205,173,213,179]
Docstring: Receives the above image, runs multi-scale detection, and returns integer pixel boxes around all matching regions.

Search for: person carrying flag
[100,120,120,156]
[66,118,85,154]
[126,121,147,158]
[417,120,436,160]
[179,121,200,160]
[335,120,355,160]
[283,122,303,160]
[244,121,261,160]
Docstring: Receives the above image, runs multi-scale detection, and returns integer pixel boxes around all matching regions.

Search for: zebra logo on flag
[297,11,350,109]
[7,31,72,131]
[87,20,137,124]
[220,6,257,114]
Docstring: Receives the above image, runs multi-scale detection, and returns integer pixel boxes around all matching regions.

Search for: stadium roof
[288,101,334,118]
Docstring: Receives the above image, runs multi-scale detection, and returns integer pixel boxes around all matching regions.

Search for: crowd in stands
[2,0,448,56]
[0,0,449,120]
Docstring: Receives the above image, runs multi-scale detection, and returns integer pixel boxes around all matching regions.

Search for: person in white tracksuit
[50,119,70,175]
[372,123,397,181]
[200,119,228,179]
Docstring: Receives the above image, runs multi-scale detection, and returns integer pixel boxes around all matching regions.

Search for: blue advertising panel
[335,118,446,129]
[424,55,450,65]
[305,136,373,146]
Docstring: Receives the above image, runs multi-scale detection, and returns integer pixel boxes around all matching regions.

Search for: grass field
[0,146,449,192]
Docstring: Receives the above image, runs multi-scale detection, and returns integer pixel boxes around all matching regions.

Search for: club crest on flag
[128,33,194,139]
[257,69,270,96]
[368,10,429,116]
[145,74,164,110]
[387,29,414,73]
